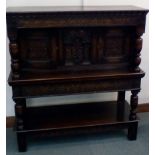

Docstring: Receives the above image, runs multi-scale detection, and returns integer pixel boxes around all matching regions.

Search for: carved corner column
[132,26,144,72]
[8,28,20,79]
[13,98,27,152]
[128,89,140,140]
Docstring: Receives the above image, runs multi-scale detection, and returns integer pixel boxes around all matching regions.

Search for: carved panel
[103,28,131,63]
[105,38,123,56]
[63,29,91,66]
[20,31,50,59]
[18,27,135,72]
[105,29,124,56]
[19,29,53,70]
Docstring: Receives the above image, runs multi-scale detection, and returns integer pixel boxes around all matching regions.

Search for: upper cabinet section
[6,6,148,79]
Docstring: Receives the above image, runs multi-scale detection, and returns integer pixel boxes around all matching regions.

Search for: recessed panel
[18,27,134,73]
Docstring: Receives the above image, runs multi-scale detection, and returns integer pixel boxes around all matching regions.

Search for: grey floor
[6,113,149,155]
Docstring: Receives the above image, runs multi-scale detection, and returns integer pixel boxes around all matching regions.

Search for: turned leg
[117,91,125,121]
[129,90,140,120]
[14,98,27,152]
[128,89,140,140]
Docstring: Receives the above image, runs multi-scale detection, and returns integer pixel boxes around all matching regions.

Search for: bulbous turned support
[129,89,140,120]
[9,43,20,79]
[13,98,27,152]
[14,98,26,130]
[8,29,20,79]
[133,37,142,72]
[131,26,144,72]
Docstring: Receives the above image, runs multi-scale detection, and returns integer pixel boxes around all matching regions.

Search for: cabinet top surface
[6,5,148,13]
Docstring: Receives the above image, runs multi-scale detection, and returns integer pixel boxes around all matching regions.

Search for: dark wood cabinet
[6,6,148,152]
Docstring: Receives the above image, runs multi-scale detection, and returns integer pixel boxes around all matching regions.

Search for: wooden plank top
[6,5,148,13]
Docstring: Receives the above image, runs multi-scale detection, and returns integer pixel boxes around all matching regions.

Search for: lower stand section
[15,100,139,152]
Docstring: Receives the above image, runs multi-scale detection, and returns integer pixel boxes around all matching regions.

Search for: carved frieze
[19,79,140,98]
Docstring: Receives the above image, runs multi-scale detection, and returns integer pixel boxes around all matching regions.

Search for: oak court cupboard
[6,6,148,152]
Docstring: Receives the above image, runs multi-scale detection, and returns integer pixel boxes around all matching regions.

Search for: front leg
[128,89,140,140]
[129,89,140,120]
[14,98,27,152]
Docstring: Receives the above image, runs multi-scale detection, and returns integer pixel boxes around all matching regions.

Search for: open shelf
[17,101,138,134]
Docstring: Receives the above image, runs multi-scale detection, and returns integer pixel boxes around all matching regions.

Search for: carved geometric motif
[18,27,134,71]
[63,29,91,65]
[105,38,123,56]
[104,29,124,57]
[27,39,49,60]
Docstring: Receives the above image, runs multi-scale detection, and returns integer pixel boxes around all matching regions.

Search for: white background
[6,0,149,116]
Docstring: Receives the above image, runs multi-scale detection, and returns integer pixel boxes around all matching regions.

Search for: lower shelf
[16,101,138,134]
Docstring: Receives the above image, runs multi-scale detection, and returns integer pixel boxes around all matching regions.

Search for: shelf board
[16,101,138,134]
